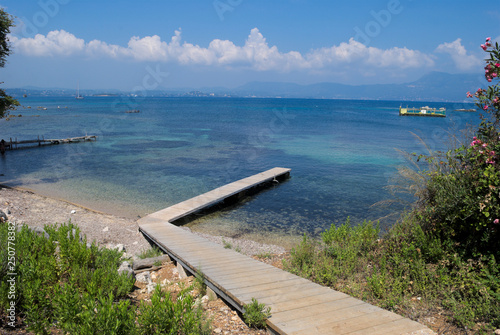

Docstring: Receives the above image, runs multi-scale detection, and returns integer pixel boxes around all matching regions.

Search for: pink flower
[486,37,491,42]
[481,44,488,51]
[490,151,496,156]
[493,73,498,78]
[483,105,489,110]
[496,63,500,68]
[467,92,473,98]
[494,219,500,225]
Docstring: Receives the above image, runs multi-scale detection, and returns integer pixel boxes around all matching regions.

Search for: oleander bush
[285,37,500,334]
[416,38,500,259]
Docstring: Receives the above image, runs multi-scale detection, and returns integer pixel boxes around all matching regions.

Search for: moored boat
[399,106,446,117]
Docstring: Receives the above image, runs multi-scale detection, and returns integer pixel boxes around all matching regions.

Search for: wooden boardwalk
[138,168,434,335]
[2,135,97,151]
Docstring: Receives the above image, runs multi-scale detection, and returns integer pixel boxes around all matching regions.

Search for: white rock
[102,226,109,232]
[70,210,76,214]
[147,283,157,294]
[117,261,135,279]
[115,244,125,253]
[214,328,222,334]
[135,271,151,284]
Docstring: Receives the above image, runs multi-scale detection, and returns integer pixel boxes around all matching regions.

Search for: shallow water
[0,97,480,242]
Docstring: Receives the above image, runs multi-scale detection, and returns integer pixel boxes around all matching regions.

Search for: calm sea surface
[0,97,480,243]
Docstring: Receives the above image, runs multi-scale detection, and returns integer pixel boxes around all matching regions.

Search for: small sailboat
[76,82,84,99]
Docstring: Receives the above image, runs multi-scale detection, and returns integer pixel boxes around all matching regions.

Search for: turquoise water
[0,97,480,241]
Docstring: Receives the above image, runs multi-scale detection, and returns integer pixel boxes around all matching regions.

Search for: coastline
[0,184,287,257]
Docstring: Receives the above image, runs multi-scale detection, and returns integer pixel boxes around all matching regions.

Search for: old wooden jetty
[138,168,434,335]
[1,135,97,151]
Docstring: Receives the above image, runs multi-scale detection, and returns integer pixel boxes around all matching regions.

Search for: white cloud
[10,30,85,57]
[10,28,436,74]
[306,39,434,69]
[435,38,481,71]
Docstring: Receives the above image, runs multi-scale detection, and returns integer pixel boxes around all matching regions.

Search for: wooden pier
[138,168,434,335]
[1,135,97,152]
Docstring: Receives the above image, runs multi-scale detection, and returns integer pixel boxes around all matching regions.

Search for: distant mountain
[5,72,488,102]
[232,72,487,102]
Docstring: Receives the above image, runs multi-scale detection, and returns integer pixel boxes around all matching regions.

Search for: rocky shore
[0,185,286,257]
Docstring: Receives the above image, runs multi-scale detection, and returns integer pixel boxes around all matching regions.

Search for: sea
[0,96,481,245]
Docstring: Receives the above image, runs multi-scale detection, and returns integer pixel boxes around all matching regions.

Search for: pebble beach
[0,185,287,257]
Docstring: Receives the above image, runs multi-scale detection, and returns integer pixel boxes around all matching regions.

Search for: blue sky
[0,0,499,90]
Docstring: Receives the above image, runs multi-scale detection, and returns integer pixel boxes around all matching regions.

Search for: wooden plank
[248,285,334,308]
[229,277,306,296]
[348,318,434,335]
[219,270,298,291]
[236,282,330,303]
[274,302,385,333]
[267,290,354,313]
[270,298,365,325]
[201,261,272,275]
[288,309,403,335]
[207,267,287,285]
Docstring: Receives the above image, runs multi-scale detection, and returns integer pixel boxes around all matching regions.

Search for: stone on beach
[117,261,135,279]
[0,210,8,222]
[132,254,171,271]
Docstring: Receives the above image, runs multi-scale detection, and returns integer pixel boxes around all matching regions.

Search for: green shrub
[137,246,164,259]
[0,222,215,333]
[243,298,271,329]
[222,238,232,249]
[137,284,211,335]
[195,268,207,297]
[60,290,136,335]
[284,216,500,331]
[283,234,316,278]
[0,222,135,333]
